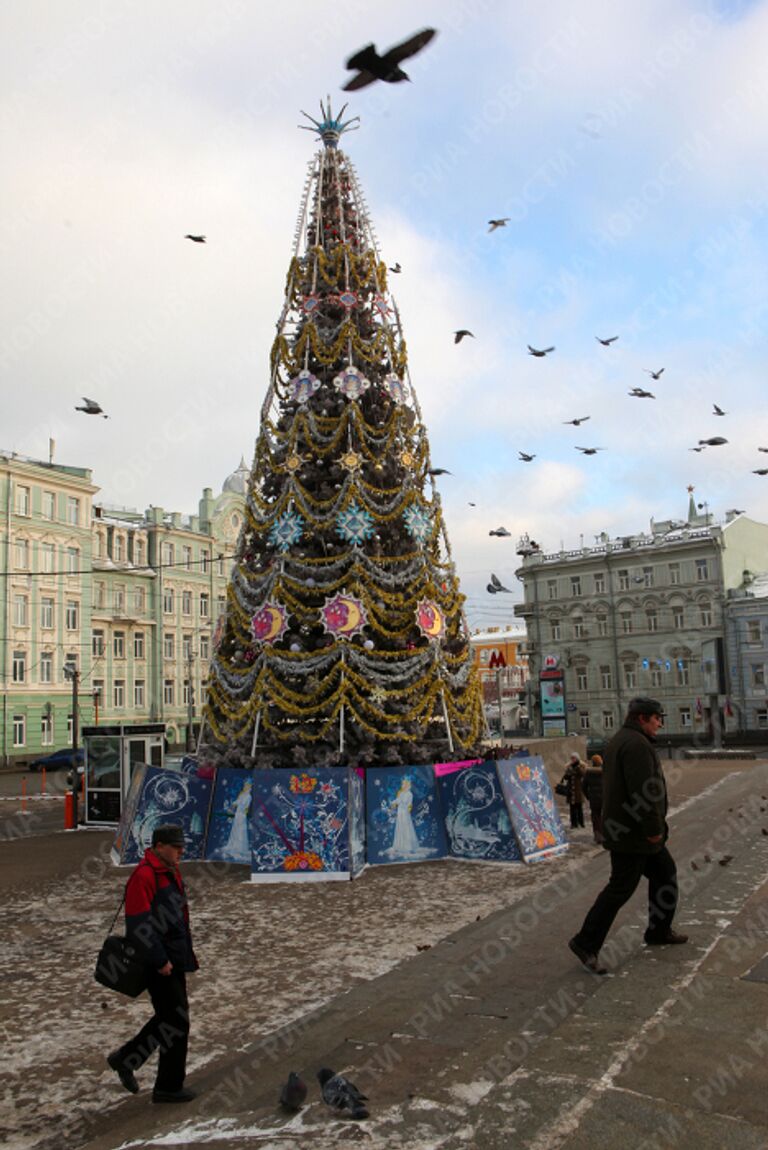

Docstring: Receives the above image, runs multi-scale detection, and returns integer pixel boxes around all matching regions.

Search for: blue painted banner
[496,756,569,862]
[365,765,447,866]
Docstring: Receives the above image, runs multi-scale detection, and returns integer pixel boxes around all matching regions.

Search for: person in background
[561,752,586,829]
[106,824,199,1104]
[582,754,605,844]
[568,698,688,975]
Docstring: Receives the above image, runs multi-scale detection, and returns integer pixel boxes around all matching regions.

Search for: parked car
[28,747,85,772]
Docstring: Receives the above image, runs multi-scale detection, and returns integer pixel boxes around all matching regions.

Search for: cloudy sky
[3,0,768,629]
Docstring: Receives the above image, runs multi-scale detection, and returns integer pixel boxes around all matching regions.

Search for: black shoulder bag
[94,881,153,998]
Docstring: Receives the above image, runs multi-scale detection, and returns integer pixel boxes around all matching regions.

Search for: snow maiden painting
[366,766,447,865]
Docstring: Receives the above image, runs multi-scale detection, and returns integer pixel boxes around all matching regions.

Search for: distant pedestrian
[582,754,604,844]
[569,698,688,975]
[560,753,585,828]
[106,825,199,1103]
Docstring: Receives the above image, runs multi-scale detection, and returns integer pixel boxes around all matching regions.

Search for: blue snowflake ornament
[269,509,304,553]
[403,503,432,542]
[336,502,375,545]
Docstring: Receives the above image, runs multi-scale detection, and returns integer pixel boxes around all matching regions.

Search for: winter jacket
[601,719,668,853]
[125,848,198,972]
[562,760,585,805]
[582,766,604,811]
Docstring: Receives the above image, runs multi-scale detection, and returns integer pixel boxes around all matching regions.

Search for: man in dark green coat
[568,697,688,974]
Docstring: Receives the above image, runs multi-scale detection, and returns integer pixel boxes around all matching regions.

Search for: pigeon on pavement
[342,28,437,91]
[279,1072,308,1112]
[318,1068,369,1119]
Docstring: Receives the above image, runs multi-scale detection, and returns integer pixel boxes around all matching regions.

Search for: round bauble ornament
[363,639,374,650]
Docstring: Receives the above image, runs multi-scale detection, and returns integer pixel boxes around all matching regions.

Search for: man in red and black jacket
[107,824,199,1104]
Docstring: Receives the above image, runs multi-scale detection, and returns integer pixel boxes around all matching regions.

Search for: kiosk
[81,723,166,825]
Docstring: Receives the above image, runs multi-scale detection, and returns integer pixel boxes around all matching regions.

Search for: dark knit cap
[627,696,664,719]
[152,824,185,847]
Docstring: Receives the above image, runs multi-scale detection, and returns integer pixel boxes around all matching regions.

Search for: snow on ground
[0,828,598,1150]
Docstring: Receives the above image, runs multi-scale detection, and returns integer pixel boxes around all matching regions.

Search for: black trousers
[569,803,585,828]
[115,970,189,1092]
[574,846,678,955]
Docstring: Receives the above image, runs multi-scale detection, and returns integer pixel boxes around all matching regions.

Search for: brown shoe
[568,936,607,975]
[644,929,689,946]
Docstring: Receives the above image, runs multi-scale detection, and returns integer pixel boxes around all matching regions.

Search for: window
[573,618,585,639]
[576,669,588,691]
[182,545,192,570]
[201,549,210,573]
[217,594,226,616]
[16,485,30,515]
[41,542,55,574]
[134,632,145,659]
[695,558,709,582]
[571,575,582,597]
[668,562,680,585]
[134,539,145,566]
[603,711,615,731]
[41,711,53,745]
[93,630,105,657]
[66,546,80,574]
[646,611,658,632]
[676,659,690,686]
[642,566,654,588]
[114,680,125,708]
[579,712,590,730]
[65,600,79,630]
[620,612,633,634]
[162,542,175,567]
[40,652,53,684]
[623,662,637,689]
[13,715,25,747]
[597,615,608,637]
[12,650,26,683]
[134,586,145,612]
[182,634,192,660]
[547,579,557,600]
[13,594,28,626]
[700,603,712,627]
[163,633,175,659]
[163,587,175,614]
[679,707,692,728]
[550,620,561,641]
[747,620,762,643]
[15,538,29,569]
[650,667,663,688]
[95,582,106,609]
[134,679,145,707]
[43,490,56,520]
[673,606,685,630]
[600,665,613,690]
[114,534,124,562]
[217,553,225,576]
[113,631,125,659]
[114,586,125,613]
[199,634,210,660]
[67,496,80,526]
[618,569,630,591]
[164,679,175,706]
[593,573,605,594]
[200,592,209,618]
[64,653,78,675]
[182,590,192,616]
[183,680,191,706]
[757,709,768,730]
[751,664,765,688]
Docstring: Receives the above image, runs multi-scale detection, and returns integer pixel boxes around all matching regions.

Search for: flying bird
[518,451,535,462]
[575,446,604,455]
[629,388,655,398]
[758,447,768,452]
[454,329,474,343]
[279,1072,308,1112]
[317,1069,369,1120]
[563,416,590,426]
[644,368,664,379]
[699,437,728,446]
[342,28,437,91]
[388,262,402,273]
[528,345,555,357]
[712,404,727,416]
[75,397,108,418]
[488,218,510,232]
[489,526,511,537]
[689,446,706,452]
[428,467,452,476]
[468,502,476,507]
[489,573,511,592]
[753,469,768,476]
[184,234,206,243]
[595,335,619,346]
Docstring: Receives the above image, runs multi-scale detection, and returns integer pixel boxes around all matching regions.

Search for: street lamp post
[63,662,80,825]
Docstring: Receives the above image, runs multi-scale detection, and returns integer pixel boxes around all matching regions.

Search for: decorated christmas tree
[201,102,484,768]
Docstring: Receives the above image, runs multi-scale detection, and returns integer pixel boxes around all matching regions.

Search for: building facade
[470,622,530,733]
[723,573,768,734]
[1,450,247,765]
[514,500,768,740]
